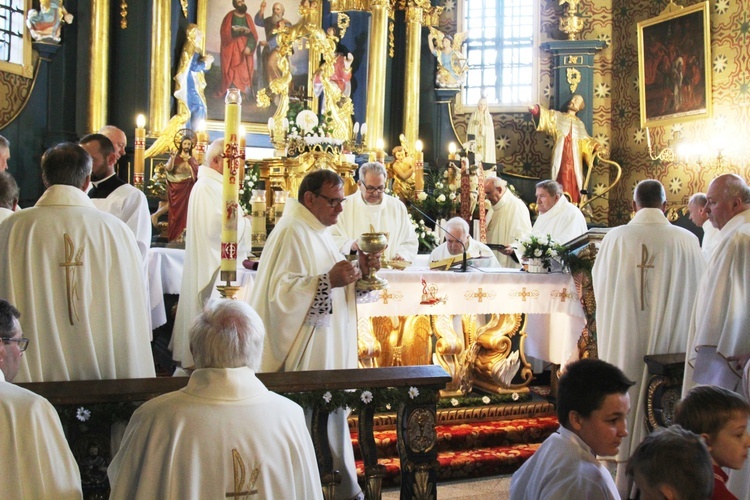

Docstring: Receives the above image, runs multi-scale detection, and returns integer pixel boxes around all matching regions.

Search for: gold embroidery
[551,287,574,303]
[59,234,83,326]
[637,244,655,311]
[510,287,538,302]
[226,449,259,498]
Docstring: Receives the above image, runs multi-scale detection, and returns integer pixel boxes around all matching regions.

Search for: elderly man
[530,179,587,244]
[80,133,151,261]
[172,139,250,370]
[109,300,322,499]
[687,191,721,261]
[99,125,127,161]
[0,134,10,172]
[0,143,154,382]
[683,173,750,499]
[429,216,500,268]
[484,176,531,268]
[592,179,705,497]
[0,300,82,499]
[0,171,19,222]
[331,162,418,262]
[251,169,380,500]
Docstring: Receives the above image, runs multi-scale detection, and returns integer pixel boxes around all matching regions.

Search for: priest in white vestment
[510,359,632,500]
[592,180,705,497]
[530,180,587,244]
[251,170,381,500]
[429,216,500,268]
[330,162,418,262]
[483,176,531,268]
[171,139,250,370]
[80,133,151,262]
[109,300,323,499]
[687,191,721,261]
[683,174,750,499]
[0,300,82,500]
[0,143,154,382]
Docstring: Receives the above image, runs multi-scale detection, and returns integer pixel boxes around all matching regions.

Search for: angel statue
[427,27,469,88]
[26,0,74,43]
[389,134,415,203]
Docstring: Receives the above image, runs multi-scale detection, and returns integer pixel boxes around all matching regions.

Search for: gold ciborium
[356,232,389,291]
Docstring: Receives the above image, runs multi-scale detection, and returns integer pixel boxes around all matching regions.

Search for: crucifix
[637,244,655,311]
[59,234,83,326]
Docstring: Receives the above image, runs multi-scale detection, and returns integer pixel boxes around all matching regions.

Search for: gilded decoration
[0,52,39,129]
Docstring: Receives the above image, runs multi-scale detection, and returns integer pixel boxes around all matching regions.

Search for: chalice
[355,232,389,291]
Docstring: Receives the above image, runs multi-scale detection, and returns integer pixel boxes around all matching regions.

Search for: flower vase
[525,258,549,273]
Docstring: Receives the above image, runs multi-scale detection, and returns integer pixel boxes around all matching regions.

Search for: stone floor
[382,475,512,499]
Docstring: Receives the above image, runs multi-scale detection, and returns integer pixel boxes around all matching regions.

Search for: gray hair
[0,135,9,150]
[189,299,266,370]
[634,179,666,208]
[688,192,707,207]
[205,139,224,169]
[359,162,387,181]
[41,142,92,189]
[0,171,19,210]
[536,179,562,197]
[445,216,469,238]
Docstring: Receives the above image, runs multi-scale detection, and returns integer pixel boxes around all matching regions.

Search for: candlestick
[134,114,146,188]
[273,190,287,224]
[195,119,208,165]
[220,89,242,286]
[414,139,424,194]
[251,189,267,249]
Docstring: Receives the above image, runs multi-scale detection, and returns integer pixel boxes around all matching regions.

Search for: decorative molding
[0,52,40,129]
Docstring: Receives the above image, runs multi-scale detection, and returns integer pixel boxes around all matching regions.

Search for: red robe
[219,12,258,94]
[167,157,199,242]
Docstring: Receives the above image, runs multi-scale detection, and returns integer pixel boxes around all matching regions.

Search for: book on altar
[429,254,486,270]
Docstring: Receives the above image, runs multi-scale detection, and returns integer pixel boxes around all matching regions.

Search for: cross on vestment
[637,244,655,311]
[59,234,84,326]
[226,449,259,498]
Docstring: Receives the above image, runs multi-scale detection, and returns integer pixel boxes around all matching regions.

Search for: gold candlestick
[134,114,146,188]
[414,139,424,194]
[195,119,208,165]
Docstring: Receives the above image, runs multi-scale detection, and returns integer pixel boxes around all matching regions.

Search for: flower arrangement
[408,213,438,252]
[410,168,460,222]
[512,233,567,272]
[238,162,262,215]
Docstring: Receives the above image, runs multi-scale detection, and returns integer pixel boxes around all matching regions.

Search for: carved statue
[427,27,468,88]
[162,130,199,242]
[26,0,74,43]
[389,145,415,203]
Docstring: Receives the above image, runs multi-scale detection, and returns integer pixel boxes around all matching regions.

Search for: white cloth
[250,197,360,499]
[91,183,152,262]
[510,426,619,500]
[531,196,587,244]
[0,371,82,499]
[0,185,154,382]
[429,236,500,268]
[108,367,322,499]
[0,206,13,223]
[592,208,704,496]
[330,191,418,261]
[486,190,532,268]
[701,219,721,262]
[171,166,249,368]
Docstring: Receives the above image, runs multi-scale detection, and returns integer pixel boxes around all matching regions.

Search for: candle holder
[355,232,389,291]
[273,190,287,224]
[251,189,267,250]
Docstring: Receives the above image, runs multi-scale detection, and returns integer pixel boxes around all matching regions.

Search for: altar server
[109,299,323,499]
[0,143,154,382]
[593,179,704,497]
[530,179,587,244]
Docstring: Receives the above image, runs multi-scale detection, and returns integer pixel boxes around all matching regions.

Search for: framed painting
[637,2,712,129]
[197,0,321,132]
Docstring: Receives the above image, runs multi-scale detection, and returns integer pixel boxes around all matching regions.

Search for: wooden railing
[20,365,451,500]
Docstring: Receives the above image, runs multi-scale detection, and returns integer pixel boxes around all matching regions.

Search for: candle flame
[136,114,146,129]
[415,140,423,153]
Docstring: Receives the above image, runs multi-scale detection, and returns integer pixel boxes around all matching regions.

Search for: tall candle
[414,139,424,193]
[134,114,146,188]
[239,125,247,182]
[251,189,267,248]
[195,119,208,165]
[220,89,242,284]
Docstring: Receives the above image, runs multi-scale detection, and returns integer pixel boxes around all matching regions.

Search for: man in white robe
[0,300,82,500]
[687,191,721,261]
[0,143,154,382]
[80,133,151,262]
[171,139,250,370]
[251,169,380,500]
[429,216,500,268]
[0,170,19,222]
[331,161,418,262]
[510,359,632,500]
[109,299,322,499]
[592,180,705,497]
[530,180,587,244]
[483,176,531,268]
[683,174,750,499]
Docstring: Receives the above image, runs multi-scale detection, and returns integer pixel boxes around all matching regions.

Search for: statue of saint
[164,131,199,242]
[174,24,214,132]
[467,97,496,166]
[26,0,74,43]
[427,28,468,88]
[530,94,600,205]
[389,146,415,202]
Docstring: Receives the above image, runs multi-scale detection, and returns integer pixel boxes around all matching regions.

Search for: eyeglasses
[361,183,385,194]
[1,337,29,352]
[315,193,347,208]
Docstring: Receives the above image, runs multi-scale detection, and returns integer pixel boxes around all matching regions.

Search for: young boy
[510,359,634,499]
[675,385,750,500]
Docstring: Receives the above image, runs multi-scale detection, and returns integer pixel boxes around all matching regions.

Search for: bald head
[99,125,127,160]
[705,174,750,229]
[633,180,666,211]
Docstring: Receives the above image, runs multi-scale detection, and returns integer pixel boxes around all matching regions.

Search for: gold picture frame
[197,0,322,133]
[637,1,712,129]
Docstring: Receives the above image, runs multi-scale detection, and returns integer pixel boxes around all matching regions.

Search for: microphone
[411,205,467,272]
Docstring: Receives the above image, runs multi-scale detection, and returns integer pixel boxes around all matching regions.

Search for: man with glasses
[331,162,418,263]
[0,299,82,498]
[250,169,381,500]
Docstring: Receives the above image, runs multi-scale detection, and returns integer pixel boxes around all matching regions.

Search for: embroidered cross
[471,287,489,303]
[226,449,259,498]
[552,287,573,303]
[380,289,394,304]
[516,287,534,302]
[637,244,655,311]
[59,234,83,326]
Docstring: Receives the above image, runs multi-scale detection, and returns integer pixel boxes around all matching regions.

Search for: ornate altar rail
[20,365,451,500]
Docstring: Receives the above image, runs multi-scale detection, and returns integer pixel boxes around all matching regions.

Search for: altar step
[351,400,558,487]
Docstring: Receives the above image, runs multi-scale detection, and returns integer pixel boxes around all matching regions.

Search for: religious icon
[427,27,468,88]
[26,0,74,44]
[162,129,200,242]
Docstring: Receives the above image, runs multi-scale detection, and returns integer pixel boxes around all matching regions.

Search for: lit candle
[134,114,146,188]
[376,138,385,163]
[414,139,424,194]
[220,89,242,284]
[195,119,208,165]
[448,142,457,160]
[251,188,267,249]
[361,123,367,141]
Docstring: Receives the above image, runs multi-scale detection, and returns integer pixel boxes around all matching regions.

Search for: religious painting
[637,2,712,128]
[197,0,319,132]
